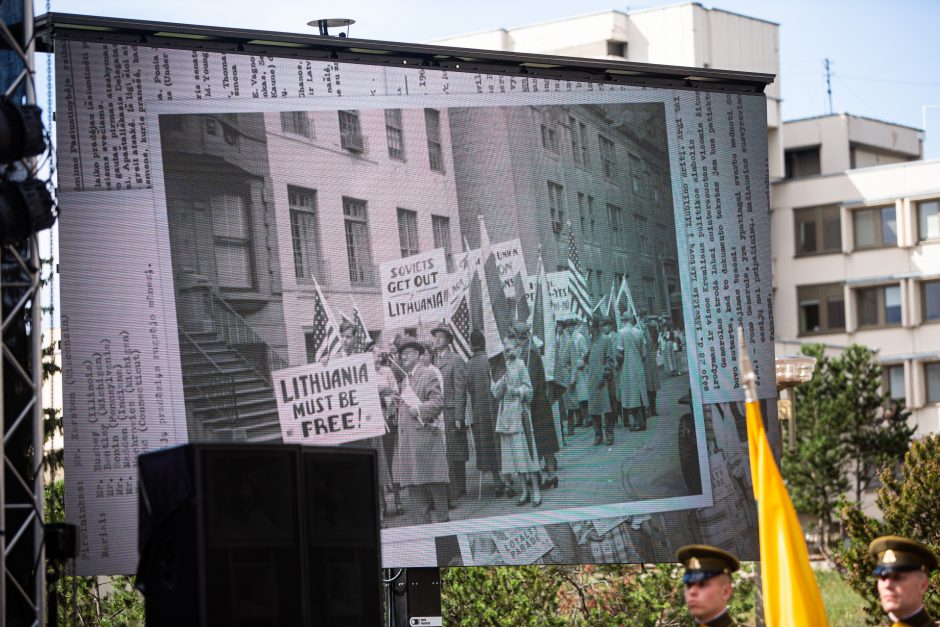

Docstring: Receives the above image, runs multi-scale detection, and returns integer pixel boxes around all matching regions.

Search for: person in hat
[616,311,648,431]
[638,310,661,416]
[585,316,617,446]
[465,329,503,495]
[554,316,573,438]
[431,323,469,504]
[869,535,938,626]
[391,339,450,524]
[512,320,560,490]
[567,318,591,430]
[677,544,740,627]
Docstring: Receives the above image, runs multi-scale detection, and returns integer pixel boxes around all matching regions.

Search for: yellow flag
[740,330,828,626]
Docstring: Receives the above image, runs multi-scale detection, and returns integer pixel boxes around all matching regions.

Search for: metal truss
[1,0,46,624]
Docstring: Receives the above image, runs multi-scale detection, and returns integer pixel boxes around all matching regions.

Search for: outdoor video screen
[54,36,775,574]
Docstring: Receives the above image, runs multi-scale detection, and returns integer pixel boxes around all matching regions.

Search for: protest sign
[491,238,527,298]
[275,353,385,446]
[525,271,571,315]
[380,248,448,328]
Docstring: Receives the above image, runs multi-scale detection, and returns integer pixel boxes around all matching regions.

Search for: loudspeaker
[137,444,381,626]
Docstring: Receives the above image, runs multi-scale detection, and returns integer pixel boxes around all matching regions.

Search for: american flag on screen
[448,293,473,360]
[351,302,369,354]
[309,278,342,362]
[566,224,592,320]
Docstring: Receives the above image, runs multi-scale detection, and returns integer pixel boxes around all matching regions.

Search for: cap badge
[689,557,701,569]
[883,550,897,564]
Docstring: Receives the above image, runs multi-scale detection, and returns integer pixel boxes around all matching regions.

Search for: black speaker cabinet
[136,443,381,626]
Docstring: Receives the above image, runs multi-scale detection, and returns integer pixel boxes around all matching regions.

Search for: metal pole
[1,263,6,627]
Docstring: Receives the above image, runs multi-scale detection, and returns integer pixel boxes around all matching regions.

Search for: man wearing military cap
[870,535,938,626]
[677,545,740,626]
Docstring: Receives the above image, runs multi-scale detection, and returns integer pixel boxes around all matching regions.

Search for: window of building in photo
[922,279,940,322]
[797,283,845,335]
[385,109,405,160]
[926,362,940,404]
[287,185,322,282]
[547,181,565,232]
[629,152,642,192]
[431,215,454,273]
[397,208,419,258]
[794,204,841,256]
[607,203,623,234]
[280,111,311,137]
[569,116,589,165]
[856,284,902,328]
[338,110,364,152]
[541,110,559,153]
[918,199,940,242]
[211,193,253,289]
[587,195,596,238]
[784,145,821,179]
[599,135,616,178]
[883,364,906,403]
[425,108,445,173]
[853,205,897,249]
[343,196,374,285]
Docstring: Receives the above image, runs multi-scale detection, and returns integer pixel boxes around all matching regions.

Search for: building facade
[772,114,940,435]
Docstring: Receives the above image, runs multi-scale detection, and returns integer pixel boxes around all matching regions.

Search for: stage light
[0,179,55,244]
[0,101,45,164]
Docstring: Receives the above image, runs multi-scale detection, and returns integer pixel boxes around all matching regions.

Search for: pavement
[386,369,694,528]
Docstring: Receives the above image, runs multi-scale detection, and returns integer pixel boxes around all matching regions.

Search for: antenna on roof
[824,58,833,115]
[307,18,355,38]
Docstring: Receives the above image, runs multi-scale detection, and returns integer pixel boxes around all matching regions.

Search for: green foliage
[814,569,868,627]
[442,563,756,626]
[782,343,914,549]
[834,434,940,625]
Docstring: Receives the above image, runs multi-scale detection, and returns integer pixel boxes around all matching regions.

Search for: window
[784,146,821,179]
[432,215,454,272]
[644,276,655,313]
[397,208,419,258]
[599,135,616,178]
[425,108,445,173]
[922,280,940,322]
[343,197,374,285]
[385,109,405,160]
[606,40,626,57]
[338,110,364,152]
[577,192,586,233]
[587,196,595,238]
[853,205,897,249]
[857,284,902,328]
[918,199,940,242]
[629,153,642,192]
[541,123,559,153]
[280,111,311,137]
[211,193,253,289]
[579,122,589,166]
[926,362,940,404]
[288,186,322,282]
[797,283,845,335]
[634,213,649,254]
[569,116,581,164]
[884,365,906,402]
[607,204,623,233]
[548,181,565,231]
[794,205,841,255]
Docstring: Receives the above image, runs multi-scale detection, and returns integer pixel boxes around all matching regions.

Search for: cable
[382,568,404,583]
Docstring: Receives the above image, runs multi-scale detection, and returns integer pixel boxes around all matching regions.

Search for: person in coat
[604,316,621,431]
[513,321,559,490]
[586,317,617,446]
[567,319,590,429]
[492,335,542,507]
[431,323,469,503]
[465,330,503,495]
[638,310,661,416]
[616,312,648,431]
[391,340,449,524]
[554,317,573,438]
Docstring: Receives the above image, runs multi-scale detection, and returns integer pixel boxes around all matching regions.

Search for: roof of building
[783,112,923,133]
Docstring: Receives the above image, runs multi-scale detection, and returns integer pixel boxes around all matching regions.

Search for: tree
[834,434,940,625]
[781,343,850,549]
[781,343,914,550]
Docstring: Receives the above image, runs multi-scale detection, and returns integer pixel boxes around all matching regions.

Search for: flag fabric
[593,295,607,317]
[532,255,557,382]
[350,302,369,354]
[512,271,530,324]
[308,277,343,362]
[741,334,829,627]
[607,281,619,330]
[566,224,592,321]
[479,216,511,357]
[447,292,473,361]
[618,276,637,318]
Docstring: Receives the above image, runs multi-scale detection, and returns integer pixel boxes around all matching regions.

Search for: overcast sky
[38,0,940,158]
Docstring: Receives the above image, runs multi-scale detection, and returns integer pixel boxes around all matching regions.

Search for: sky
[35,0,940,158]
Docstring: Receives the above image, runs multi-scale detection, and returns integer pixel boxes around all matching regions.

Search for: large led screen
[54,34,775,574]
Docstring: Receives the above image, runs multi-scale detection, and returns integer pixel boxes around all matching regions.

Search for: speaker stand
[386,567,442,627]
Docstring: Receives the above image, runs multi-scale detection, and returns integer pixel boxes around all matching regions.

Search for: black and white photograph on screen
[156,101,706,560]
